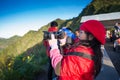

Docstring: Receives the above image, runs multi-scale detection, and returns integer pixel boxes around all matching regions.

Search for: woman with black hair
[47,20,106,80]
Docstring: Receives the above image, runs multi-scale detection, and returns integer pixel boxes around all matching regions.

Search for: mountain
[1,0,120,55]
[81,0,120,16]
[0,35,21,51]
[0,0,120,80]
[68,0,120,30]
[0,18,66,55]
[0,18,66,80]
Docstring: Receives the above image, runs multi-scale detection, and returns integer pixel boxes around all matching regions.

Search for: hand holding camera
[43,31,65,40]
[48,34,59,50]
[43,30,73,47]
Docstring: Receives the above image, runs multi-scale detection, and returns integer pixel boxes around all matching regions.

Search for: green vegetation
[0,42,48,80]
[0,0,120,79]
[0,35,21,51]
[0,19,66,79]
[69,0,120,29]
[80,0,120,16]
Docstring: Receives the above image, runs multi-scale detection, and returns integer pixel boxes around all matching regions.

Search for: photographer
[47,20,106,80]
[43,21,58,56]
[43,21,58,80]
[58,27,76,55]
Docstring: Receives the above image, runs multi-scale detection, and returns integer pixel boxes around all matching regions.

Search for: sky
[0,0,92,38]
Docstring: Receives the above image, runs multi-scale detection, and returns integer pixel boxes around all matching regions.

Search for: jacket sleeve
[49,49,63,69]
[43,40,50,56]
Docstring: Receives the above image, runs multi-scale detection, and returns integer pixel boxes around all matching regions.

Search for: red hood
[48,27,58,32]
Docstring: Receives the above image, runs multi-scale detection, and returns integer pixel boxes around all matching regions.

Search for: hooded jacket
[43,27,58,56]
[50,45,95,80]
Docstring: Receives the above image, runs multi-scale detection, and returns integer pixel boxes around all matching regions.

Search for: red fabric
[117,38,120,43]
[80,20,106,45]
[74,37,80,43]
[62,38,80,55]
[43,40,50,56]
[58,46,95,80]
[48,27,58,32]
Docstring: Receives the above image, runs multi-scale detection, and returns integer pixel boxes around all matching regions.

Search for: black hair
[83,32,103,77]
[50,21,58,27]
[89,37,102,78]
[75,28,79,31]
[86,32,103,78]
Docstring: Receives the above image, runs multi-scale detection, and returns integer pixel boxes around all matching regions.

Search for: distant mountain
[0,18,66,55]
[0,35,21,51]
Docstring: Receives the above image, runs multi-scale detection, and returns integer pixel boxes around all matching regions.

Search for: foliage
[68,0,120,31]
[0,19,65,79]
[0,35,21,51]
[0,42,48,80]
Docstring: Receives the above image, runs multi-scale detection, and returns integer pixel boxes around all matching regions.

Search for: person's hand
[48,34,58,50]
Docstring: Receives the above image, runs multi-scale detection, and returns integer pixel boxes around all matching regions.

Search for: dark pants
[48,58,53,80]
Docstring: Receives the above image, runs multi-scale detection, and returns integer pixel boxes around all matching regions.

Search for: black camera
[43,31,65,40]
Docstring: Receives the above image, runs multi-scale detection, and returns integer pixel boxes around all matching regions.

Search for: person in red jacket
[58,27,76,55]
[43,21,58,80]
[43,21,58,56]
[48,20,106,80]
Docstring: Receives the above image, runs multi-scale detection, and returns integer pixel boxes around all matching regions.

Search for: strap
[65,52,95,60]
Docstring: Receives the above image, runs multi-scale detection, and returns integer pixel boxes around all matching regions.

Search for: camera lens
[43,31,51,40]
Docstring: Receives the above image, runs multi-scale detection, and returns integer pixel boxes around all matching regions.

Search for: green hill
[0,35,21,51]
[0,18,66,80]
[1,19,65,54]
[0,0,120,79]
[69,0,120,30]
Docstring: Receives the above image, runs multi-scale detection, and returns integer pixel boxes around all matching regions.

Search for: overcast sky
[0,0,92,38]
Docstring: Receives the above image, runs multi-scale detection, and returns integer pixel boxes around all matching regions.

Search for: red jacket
[48,27,58,32]
[58,45,95,80]
[43,27,58,56]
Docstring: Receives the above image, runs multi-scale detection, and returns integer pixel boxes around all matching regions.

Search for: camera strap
[65,52,95,60]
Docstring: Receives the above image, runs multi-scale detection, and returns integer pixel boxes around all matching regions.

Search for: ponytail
[90,38,103,78]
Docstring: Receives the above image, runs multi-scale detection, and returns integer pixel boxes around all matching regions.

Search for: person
[114,22,120,40]
[111,30,117,42]
[114,23,120,35]
[43,21,58,80]
[75,28,80,37]
[47,20,106,80]
[116,23,120,37]
[43,21,58,56]
[58,27,76,55]
[113,36,120,51]
[48,21,58,32]
[74,28,80,43]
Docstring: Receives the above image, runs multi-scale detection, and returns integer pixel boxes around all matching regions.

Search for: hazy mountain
[0,35,21,51]
[0,18,66,55]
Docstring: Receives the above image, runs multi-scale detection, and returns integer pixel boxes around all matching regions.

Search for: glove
[48,34,58,50]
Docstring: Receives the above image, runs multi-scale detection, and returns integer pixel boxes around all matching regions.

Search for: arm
[48,34,63,75]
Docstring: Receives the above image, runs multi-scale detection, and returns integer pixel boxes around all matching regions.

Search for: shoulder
[48,27,58,32]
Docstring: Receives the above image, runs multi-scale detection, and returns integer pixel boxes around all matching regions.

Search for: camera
[43,31,65,40]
